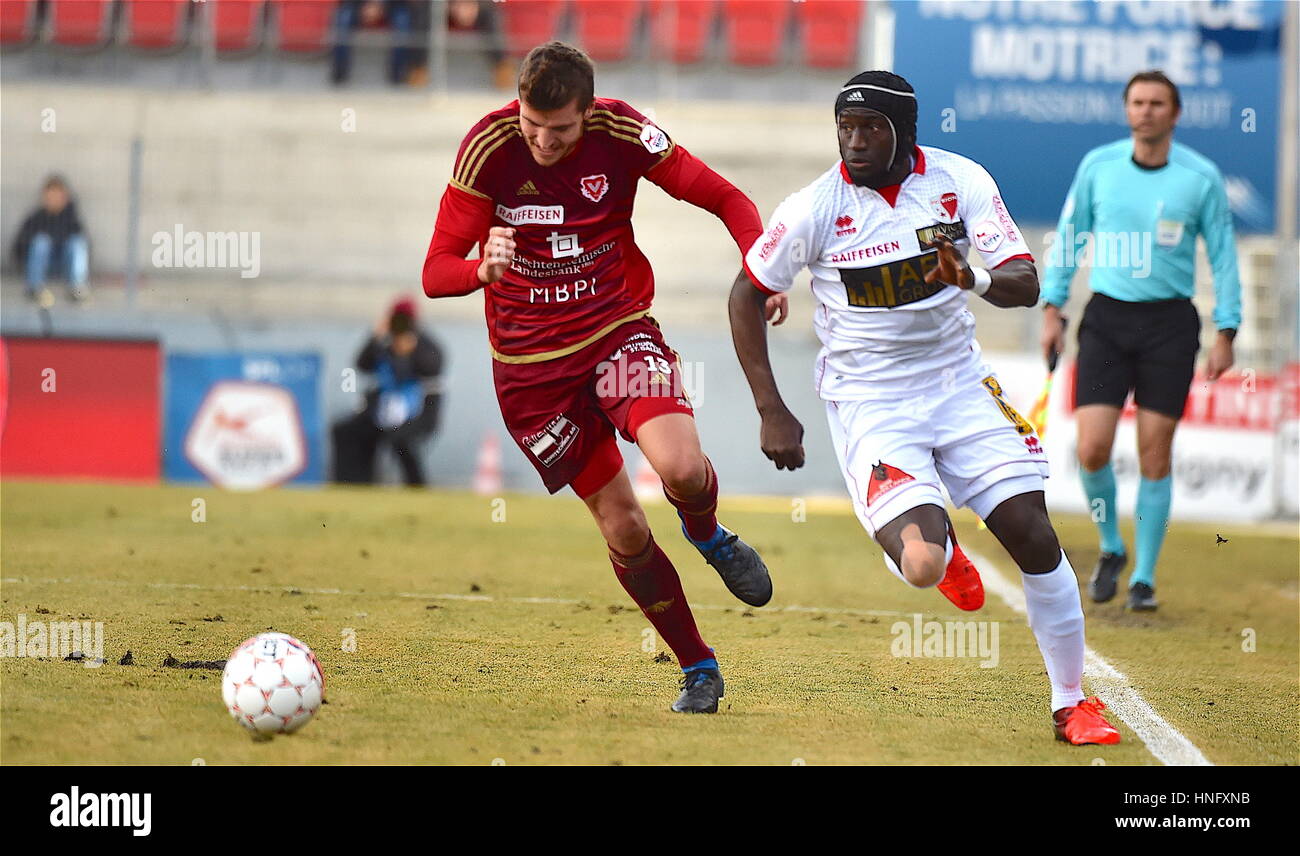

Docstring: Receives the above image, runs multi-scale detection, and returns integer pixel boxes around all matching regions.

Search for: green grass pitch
[1,480,1295,765]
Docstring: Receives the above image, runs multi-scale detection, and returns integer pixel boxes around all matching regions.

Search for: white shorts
[825,365,1050,539]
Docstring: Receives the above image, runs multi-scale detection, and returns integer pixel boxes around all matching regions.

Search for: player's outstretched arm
[924,235,1039,309]
[646,146,764,256]
[728,269,805,471]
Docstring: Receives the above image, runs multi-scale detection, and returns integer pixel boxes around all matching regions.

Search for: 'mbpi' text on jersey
[530,277,597,304]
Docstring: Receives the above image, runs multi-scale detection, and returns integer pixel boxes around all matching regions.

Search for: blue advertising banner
[892,0,1284,232]
[164,352,323,487]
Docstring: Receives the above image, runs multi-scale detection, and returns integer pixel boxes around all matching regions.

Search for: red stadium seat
[796,0,860,69]
[572,1,642,62]
[212,0,265,54]
[0,0,37,46]
[48,0,114,48]
[124,0,191,51]
[721,0,790,67]
[648,0,714,64]
[272,0,335,53]
[498,0,565,58]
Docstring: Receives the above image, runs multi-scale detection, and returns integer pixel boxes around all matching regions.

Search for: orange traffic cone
[472,432,503,495]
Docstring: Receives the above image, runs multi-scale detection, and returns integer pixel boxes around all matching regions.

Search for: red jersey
[425,98,762,363]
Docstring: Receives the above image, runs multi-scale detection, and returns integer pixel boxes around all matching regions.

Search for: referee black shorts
[1074,292,1201,419]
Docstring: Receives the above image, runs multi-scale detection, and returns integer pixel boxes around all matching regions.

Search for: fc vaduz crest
[867,460,915,506]
[931,192,959,222]
[580,174,609,203]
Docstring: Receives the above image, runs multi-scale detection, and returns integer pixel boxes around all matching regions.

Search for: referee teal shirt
[1041,139,1242,332]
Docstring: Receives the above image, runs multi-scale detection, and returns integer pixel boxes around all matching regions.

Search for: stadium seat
[572,1,642,62]
[47,0,114,49]
[212,0,265,54]
[721,0,790,67]
[0,0,37,46]
[796,0,860,69]
[498,0,565,58]
[648,0,714,64]
[272,0,335,54]
[123,0,191,51]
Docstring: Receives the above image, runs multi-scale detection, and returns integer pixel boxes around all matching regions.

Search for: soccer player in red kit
[422,42,771,713]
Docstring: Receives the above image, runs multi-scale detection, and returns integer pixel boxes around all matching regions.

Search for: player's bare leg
[1128,407,1178,610]
[582,465,652,555]
[983,491,1120,745]
[1075,404,1128,602]
[636,412,773,607]
[876,504,984,610]
[579,466,723,713]
[875,505,946,586]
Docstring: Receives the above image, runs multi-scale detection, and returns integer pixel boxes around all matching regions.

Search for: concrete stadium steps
[1,84,828,287]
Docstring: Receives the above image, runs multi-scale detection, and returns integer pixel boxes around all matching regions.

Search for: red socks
[663,457,719,542]
[609,533,712,667]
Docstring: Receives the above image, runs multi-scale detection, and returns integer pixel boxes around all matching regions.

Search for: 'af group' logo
[579,174,609,203]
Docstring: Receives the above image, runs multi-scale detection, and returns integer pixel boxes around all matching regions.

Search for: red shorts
[492,318,695,497]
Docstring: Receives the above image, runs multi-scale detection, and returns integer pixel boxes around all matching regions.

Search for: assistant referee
[1041,70,1241,612]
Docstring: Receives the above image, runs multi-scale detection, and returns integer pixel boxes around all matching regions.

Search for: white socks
[881,535,953,588]
[1022,550,1087,712]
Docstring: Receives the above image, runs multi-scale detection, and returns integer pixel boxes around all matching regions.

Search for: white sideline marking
[0,577,918,620]
[965,549,1214,767]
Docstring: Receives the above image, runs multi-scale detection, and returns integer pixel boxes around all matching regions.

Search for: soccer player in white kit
[728,71,1120,745]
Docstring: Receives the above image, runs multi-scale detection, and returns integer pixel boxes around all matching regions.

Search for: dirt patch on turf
[161,655,226,670]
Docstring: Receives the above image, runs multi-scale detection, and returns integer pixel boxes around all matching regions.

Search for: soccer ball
[222,632,325,735]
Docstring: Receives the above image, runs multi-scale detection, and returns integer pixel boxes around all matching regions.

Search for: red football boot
[1053,696,1122,745]
[936,525,984,611]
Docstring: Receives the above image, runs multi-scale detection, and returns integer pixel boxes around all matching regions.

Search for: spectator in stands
[333,298,445,486]
[331,0,423,86]
[12,175,89,305]
[446,0,513,90]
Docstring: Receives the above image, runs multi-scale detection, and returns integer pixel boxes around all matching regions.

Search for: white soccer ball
[222,632,325,735]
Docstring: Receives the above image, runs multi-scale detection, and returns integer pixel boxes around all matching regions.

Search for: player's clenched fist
[764,293,789,326]
[477,226,516,284]
[923,235,973,289]
[760,405,805,471]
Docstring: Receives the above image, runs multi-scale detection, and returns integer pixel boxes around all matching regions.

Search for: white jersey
[744,145,1033,401]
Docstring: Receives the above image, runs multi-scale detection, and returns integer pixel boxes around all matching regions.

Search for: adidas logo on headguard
[517,180,539,196]
[846,91,865,102]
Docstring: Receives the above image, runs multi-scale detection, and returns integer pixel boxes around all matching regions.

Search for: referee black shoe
[1126,582,1158,612]
[671,669,724,714]
[1087,551,1127,603]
